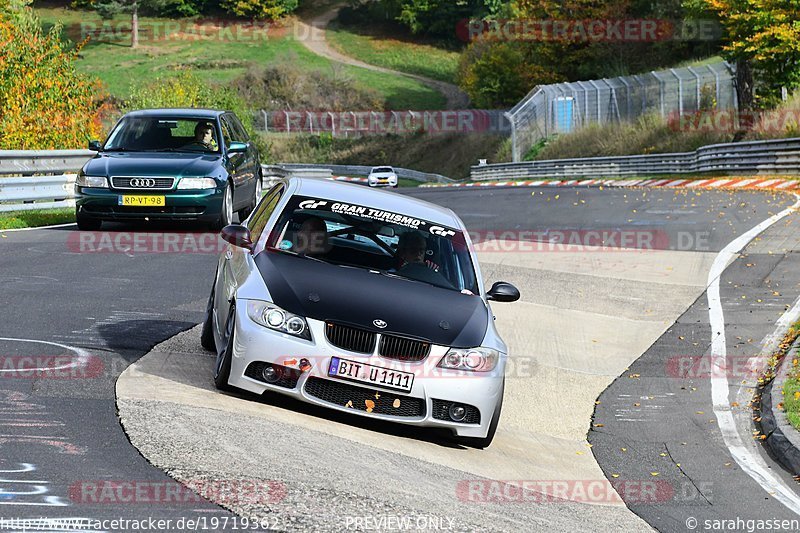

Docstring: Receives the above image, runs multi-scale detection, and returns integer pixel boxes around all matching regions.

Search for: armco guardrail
[0,175,78,212]
[0,150,95,176]
[276,163,454,183]
[0,151,452,212]
[471,137,800,181]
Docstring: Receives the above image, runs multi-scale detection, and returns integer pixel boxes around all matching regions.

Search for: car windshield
[104,117,220,153]
[373,167,393,173]
[265,195,479,293]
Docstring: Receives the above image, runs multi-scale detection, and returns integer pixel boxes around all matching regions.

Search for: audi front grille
[111,177,175,190]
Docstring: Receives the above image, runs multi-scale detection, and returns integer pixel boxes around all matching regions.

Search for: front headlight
[76,172,108,188]
[438,347,500,372]
[177,177,217,190]
[246,301,311,341]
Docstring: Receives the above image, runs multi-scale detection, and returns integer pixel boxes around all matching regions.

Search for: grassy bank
[266,132,508,180]
[35,6,445,110]
[0,208,75,230]
[326,21,460,84]
[782,321,800,430]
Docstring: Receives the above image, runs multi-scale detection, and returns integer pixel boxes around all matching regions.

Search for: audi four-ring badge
[74,108,262,230]
[202,177,521,448]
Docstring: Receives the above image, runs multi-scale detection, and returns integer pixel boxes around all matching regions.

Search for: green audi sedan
[75,109,262,230]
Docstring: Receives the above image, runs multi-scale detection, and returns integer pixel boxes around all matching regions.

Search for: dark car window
[248,185,284,246]
[219,116,237,145]
[104,117,220,153]
[227,114,250,142]
[265,195,478,293]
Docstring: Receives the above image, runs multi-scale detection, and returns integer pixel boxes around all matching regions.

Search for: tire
[211,182,233,231]
[458,379,504,449]
[200,285,216,352]
[76,211,102,231]
[213,303,235,391]
[237,173,262,222]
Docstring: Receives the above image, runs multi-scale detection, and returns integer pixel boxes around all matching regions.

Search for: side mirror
[486,281,520,302]
[88,140,102,151]
[220,224,253,251]
[228,142,247,153]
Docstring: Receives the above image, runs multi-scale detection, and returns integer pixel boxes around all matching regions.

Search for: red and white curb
[420,177,800,190]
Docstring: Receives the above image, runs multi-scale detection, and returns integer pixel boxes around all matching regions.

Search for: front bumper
[226,304,504,439]
[75,186,224,222]
[368,176,398,187]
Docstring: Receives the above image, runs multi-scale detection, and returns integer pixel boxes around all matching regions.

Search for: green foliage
[219,0,298,20]
[0,1,104,149]
[457,0,719,101]
[701,0,800,107]
[357,0,503,38]
[458,41,556,108]
[124,70,254,133]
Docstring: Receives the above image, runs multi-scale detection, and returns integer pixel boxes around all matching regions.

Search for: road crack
[664,443,713,505]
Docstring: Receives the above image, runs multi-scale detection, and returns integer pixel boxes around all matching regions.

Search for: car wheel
[200,284,216,352]
[238,173,262,221]
[211,182,233,231]
[213,303,235,391]
[76,211,101,231]
[457,378,504,449]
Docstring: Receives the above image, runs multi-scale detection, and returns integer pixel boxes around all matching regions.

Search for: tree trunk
[131,3,139,49]
[734,58,754,134]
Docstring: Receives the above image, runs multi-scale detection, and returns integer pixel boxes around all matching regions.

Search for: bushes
[0,1,104,149]
[219,0,297,19]
[532,114,731,161]
[230,64,383,112]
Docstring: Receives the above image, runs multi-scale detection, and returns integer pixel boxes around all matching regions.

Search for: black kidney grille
[305,377,425,418]
[379,334,431,361]
[325,323,376,354]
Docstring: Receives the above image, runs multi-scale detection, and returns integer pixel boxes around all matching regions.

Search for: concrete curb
[420,177,800,191]
[761,337,800,476]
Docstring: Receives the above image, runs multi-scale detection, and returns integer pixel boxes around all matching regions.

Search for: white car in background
[367,166,398,188]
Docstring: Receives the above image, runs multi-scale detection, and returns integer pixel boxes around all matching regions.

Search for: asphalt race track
[1,186,799,532]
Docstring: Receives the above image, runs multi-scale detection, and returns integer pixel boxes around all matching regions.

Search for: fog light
[261,365,280,383]
[448,404,467,422]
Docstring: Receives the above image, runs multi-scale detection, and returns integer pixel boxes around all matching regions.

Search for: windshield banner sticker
[298,198,459,234]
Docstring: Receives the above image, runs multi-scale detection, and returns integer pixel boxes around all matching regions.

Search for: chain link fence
[506,61,737,162]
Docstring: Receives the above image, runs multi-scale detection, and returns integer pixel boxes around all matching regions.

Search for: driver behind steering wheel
[183,122,217,151]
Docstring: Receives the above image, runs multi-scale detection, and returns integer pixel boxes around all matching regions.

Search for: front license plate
[328,357,414,393]
[118,195,165,207]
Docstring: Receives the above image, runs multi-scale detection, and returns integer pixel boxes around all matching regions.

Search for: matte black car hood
[83,152,223,178]
[255,251,488,348]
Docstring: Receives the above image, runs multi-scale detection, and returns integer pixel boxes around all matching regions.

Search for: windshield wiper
[104,147,140,152]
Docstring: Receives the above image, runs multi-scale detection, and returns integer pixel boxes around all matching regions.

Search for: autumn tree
[699,0,800,109]
[0,0,104,149]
